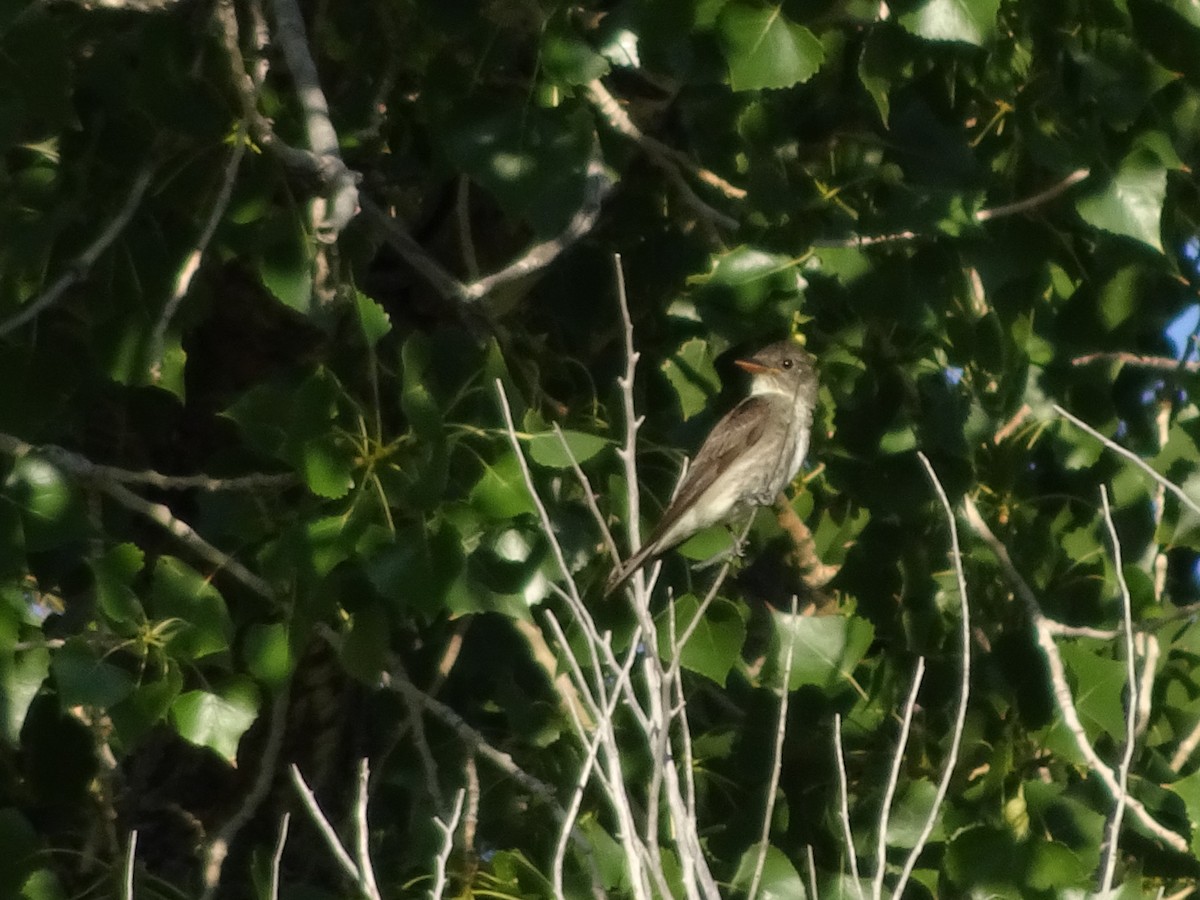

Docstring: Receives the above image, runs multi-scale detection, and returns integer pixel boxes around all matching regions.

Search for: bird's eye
[782,359,793,369]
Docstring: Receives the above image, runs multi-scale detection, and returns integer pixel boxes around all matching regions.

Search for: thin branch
[1054,404,1200,520]
[99,479,277,602]
[748,595,800,900]
[149,142,245,377]
[974,168,1090,222]
[963,496,1189,853]
[553,422,620,565]
[269,814,290,900]
[123,831,137,900]
[612,253,649,597]
[363,151,612,306]
[586,79,739,231]
[289,764,381,899]
[0,430,295,492]
[552,636,642,897]
[361,199,469,301]
[381,664,561,811]
[1072,352,1200,373]
[202,681,292,899]
[833,715,866,900]
[895,454,973,897]
[269,0,358,239]
[1098,487,1140,893]
[460,155,613,301]
[430,788,466,900]
[0,164,156,339]
[815,168,1089,249]
[355,759,381,900]
[872,657,926,900]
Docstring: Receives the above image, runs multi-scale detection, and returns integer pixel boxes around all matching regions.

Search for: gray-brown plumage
[606,340,818,595]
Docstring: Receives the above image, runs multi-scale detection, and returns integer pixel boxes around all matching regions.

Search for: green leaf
[354,289,392,347]
[109,664,183,745]
[771,611,874,693]
[1149,0,1200,27]
[704,245,797,287]
[526,429,609,468]
[898,0,1000,46]
[662,338,721,422]
[718,3,825,91]
[298,434,355,499]
[170,680,259,762]
[2,645,48,743]
[89,543,145,628]
[3,455,85,550]
[149,557,233,661]
[885,779,941,847]
[656,595,747,685]
[470,453,536,519]
[257,217,314,314]
[731,844,805,898]
[541,32,610,87]
[1075,151,1167,251]
[243,623,294,689]
[50,639,134,708]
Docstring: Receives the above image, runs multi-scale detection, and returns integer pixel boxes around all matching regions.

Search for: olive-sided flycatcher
[606,340,818,594]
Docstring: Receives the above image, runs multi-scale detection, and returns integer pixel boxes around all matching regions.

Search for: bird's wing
[646,395,774,547]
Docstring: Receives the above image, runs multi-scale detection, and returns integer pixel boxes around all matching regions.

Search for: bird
[605,339,818,595]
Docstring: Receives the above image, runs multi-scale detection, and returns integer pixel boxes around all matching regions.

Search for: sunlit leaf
[718,3,825,91]
[898,0,1000,46]
[771,611,874,693]
[1075,150,1167,251]
[526,429,609,468]
[662,338,721,421]
[170,680,259,762]
[656,595,746,685]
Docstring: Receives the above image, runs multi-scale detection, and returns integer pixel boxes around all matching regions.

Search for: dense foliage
[3,0,1200,897]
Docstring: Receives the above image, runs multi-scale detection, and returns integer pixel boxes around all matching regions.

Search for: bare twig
[269,814,290,900]
[1098,487,1140,892]
[815,168,1089,249]
[895,454,973,897]
[363,152,612,306]
[269,0,358,239]
[748,595,800,900]
[123,831,137,900]
[430,788,466,900]
[0,430,294,492]
[974,168,1090,222]
[872,657,926,900]
[1054,404,1200,520]
[156,0,255,380]
[0,164,156,339]
[963,496,1188,853]
[833,714,866,900]
[202,682,292,899]
[100,479,276,601]
[586,80,739,232]
[461,155,613,301]
[1072,352,1200,373]
[354,759,381,900]
[289,763,382,900]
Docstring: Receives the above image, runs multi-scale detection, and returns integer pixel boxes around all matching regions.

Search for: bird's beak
[734,358,772,375]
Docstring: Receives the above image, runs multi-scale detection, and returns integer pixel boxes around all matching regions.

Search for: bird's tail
[603,540,660,597]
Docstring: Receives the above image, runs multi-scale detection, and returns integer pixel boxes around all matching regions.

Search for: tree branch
[268,0,358,240]
[963,496,1188,853]
[0,164,156,339]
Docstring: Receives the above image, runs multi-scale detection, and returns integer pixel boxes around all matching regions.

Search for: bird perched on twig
[606,340,818,595]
